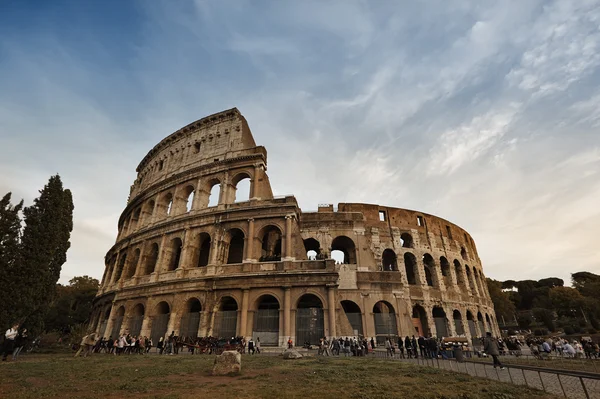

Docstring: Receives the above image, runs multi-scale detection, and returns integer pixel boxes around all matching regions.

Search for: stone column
[103,303,117,339]
[179,229,192,269]
[109,252,123,285]
[240,289,249,338]
[283,287,291,339]
[284,215,293,260]
[244,218,255,262]
[327,285,336,339]
[152,234,168,281]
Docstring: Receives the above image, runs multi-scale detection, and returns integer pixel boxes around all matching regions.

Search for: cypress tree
[20,175,74,333]
[0,193,23,328]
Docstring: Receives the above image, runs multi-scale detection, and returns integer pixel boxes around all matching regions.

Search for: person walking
[255,337,261,354]
[83,333,97,357]
[248,338,255,355]
[12,328,28,361]
[2,323,20,361]
[484,332,505,369]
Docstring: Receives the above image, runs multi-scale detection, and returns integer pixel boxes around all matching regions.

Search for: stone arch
[160,192,174,217]
[373,301,398,344]
[143,243,159,275]
[183,185,195,212]
[115,252,127,282]
[254,294,280,346]
[477,311,485,337]
[197,232,211,267]
[226,228,245,264]
[453,310,465,336]
[125,248,141,279]
[412,304,429,336]
[331,235,357,264]
[340,300,363,337]
[167,237,183,271]
[303,237,321,260]
[440,256,452,287]
[461,246,468,261]
[207,178,221,207]
[465,265,476,292]
[141,199,155,225]
[466,310,477,338]
[180,298,202,339]
[130,208,141,232]
[296,294,324,346]
[128,303,145,336]
[232,172,252,202]
[258,224,282,262]
[98,306,112,337]
[151,301,171,344]
[213,296,238,339]
[432,306,449,338]
[422,254,436,287]
[400,233,414,248]
[404,252,418,285]
[382,249,398,271]
[485,313,492,334]
[454,260,466,288]
[111,306,126,338]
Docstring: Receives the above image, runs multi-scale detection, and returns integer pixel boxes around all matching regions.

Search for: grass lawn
[0,353,558,399]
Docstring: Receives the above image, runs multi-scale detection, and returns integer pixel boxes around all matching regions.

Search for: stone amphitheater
[91,108,499,347]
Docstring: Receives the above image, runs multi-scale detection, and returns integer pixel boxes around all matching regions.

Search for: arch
[111,306,125,338]
[411,304,429,336]
[254,295,280,346]
[129,303,145,336]
[422,254,435,287]
[373,301,398,344]
[466,310,477,338]
[404,252,418,285]
[226,228,245,264]
[296,294,324,346]
[454,260,466,288]
[303,238,321,260]
[143,243,159,275]
[207,180,221,207]
[151,301,171,344]
[461,246,468,261]
[180,298,202,339]
[233,172,252,202]
[130,208,141,232]
[341,300,363,337]
[453,310,465,336]
[115,253,127,282]
[382,249,398,271]
[161,192,174,216]
[197,232,211,267]
[477,311,485,337]
[485,313,492,334]
[98,307,111,337]
[259,225,282,262]
[213,296,238,339]
[142,199,155,225]
[465,265,476,292]
[400,233,414,248]
[184,185,195,212]
[432,306,448,338]
[126,248,141,279]
[167,237,183,271]
[331,236,357,264]
[440,256,452,287]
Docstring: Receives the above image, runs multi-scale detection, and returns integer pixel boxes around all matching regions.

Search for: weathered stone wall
[91,108,500,347]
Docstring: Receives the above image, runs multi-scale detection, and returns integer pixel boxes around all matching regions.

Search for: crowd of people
[525,337,600,359]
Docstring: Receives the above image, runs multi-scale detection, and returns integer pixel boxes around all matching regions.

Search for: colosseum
[91,108,500,348]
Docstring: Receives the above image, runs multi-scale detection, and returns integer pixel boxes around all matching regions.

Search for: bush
[564,326,575,335]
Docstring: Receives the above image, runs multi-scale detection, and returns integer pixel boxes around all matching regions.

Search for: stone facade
[91,108,499,347]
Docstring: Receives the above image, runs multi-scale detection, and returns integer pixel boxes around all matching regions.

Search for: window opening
[379,211,386,221]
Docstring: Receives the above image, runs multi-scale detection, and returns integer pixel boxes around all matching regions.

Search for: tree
[486,278,516,323]
[44,276,99,333]
[549,286,584,318]
[0,193,24,329]
[19,175,73,334]
[572,272,600,298]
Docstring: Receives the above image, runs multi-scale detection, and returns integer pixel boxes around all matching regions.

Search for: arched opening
[404,252,418,285]
[485,314,491,334]
[144,243,159,275]
[130,208,141,232]
[373,301,398,345]
[214,296,238,339]
[99,307,111,337]
[226,228,245,264]
[303,238,321,260]
[129,304,145,336]
[412,305,429,336]
[197,232,211,267]
[233,174,251,202]
[382,249,398,271]
[440,257,451,287]
[474,269,485,296]
[142,199,155,225]
[296,294,324,346]
[115,253,127,282]
[126,248,141,279]
[254,295,280,346]
[167,238,183,271]
[400,233,414,248]
[184,185,195,212]
[111,306,125,338]
[467,311,477,339]
[331,236,357,264]
[453,310,465,336]
[477,312,485,337]
[461,246,468,261]
[465,265,476,293]
[432,307,448,338]
[423,254,435,287]
[259,225,282,262]
[151,302,171,344]
[208,181,220,207]
[341,300,363,337]
[162,192,174,216]
[180,298,202,339]
[454,260,466,288]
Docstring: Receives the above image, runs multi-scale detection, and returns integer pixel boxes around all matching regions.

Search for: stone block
[212,351,241,375]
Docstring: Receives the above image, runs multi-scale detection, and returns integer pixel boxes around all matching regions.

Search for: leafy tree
[44,276,99,333]
[549,286,584,318]
[517,313,533,329]
[486,278,516,323]
[532,307,555,332]
[0,193,23,328]
[572,272,600,298]
[537,278,564,288]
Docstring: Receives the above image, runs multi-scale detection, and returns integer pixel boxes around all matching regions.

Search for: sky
[1,0,599,285]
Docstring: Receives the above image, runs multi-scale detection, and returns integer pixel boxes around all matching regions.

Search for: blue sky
[1,0,599,285]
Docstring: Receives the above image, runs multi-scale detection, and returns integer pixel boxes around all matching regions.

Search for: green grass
[0,353,559,399]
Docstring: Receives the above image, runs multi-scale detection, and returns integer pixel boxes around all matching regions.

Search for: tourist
[158,337,164,354]
[248,338,255,355]
[255,337,261,354]
[483,332,505,370]
[404,336,412,358]
[12,328,28,361]
[287,337,293,349]
[411,336,418,359]
[397,336,405,359]
[146,337,153,354]
[370,337,375,351]
[75,333,89,357]
[332,337,340,356]
[385,337,393,357]
[107,336,114,354]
